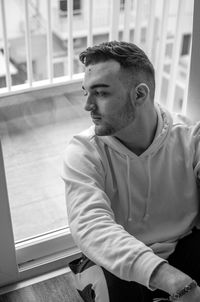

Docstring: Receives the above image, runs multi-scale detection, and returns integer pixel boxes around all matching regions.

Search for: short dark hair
[79,41,155,99]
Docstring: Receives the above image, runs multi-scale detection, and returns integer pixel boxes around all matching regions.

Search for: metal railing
[0,0,194,114]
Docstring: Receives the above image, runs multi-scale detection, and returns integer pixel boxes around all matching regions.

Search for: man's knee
[69,255,152,302]
[69,255,110,302]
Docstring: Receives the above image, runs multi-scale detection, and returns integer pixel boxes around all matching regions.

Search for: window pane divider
[0,140,19,287]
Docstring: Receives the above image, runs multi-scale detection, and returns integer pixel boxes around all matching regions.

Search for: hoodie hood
[99,103,173,158]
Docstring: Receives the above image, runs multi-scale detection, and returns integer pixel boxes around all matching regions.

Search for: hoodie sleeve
[62,135,166,289]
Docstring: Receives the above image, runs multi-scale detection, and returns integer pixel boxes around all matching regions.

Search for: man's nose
[84,95,96,111]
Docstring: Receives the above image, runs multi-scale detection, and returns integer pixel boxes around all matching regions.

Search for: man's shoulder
[171,112,194,127]
[166,110,200,148]
[63,126,106,174]
[157,103,200,142]
[70,126,99,147]
[157,103,193,127]
[74,125,96,140]
[171,111,200,134]
[64,126,102,160]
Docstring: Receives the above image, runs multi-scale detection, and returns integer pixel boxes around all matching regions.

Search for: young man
[62,41,200,301]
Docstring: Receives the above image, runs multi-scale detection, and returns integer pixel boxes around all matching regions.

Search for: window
[0,0,198,288]
[120,0,135,11]
[120,0,125,10]
[181,33,191,56]
[59,0,81,16]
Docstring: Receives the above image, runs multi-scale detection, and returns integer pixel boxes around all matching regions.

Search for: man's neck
[114,105,158,156]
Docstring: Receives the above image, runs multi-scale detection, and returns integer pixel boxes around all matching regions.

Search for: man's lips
[91,114,101,119]
[91,114,102,124]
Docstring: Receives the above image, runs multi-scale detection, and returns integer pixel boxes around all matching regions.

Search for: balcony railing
[0,0,194,114]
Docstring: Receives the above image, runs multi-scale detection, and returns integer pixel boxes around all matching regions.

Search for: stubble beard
[94,97,136,137]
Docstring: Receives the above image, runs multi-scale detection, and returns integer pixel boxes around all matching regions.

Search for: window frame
[0,80,82,287]
[0,140,19,287]
[186,0,200,120]
[16,227,81,283]
[16,228,76,264]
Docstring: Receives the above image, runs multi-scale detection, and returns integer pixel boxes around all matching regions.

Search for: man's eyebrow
[82,84,110,90]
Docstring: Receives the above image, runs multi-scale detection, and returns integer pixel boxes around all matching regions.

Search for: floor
[0,271,83,302]
[0,90,91,242]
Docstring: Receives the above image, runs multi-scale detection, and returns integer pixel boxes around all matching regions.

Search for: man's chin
[94,125,115,136]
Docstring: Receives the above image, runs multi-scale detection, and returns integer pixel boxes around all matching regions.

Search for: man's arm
[150,262,200,301]
[63,132,200,295]
[62,135,166,288]
[156,123,200,300]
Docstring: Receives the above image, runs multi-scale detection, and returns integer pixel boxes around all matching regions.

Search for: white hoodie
[62,104,200,289]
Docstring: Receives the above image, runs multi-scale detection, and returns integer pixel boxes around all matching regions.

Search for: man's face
[82,60,136,136]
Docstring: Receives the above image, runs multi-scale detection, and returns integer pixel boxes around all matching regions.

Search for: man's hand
[150,262,200,301]
[179,286,200,301]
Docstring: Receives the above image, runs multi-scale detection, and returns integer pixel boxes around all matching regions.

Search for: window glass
[0,91,91,242]
[59,0,81,16]
[0,0,194,243]
[156,1,194,111]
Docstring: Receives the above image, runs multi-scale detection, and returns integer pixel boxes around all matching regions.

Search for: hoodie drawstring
[143,156,151,220]
[126,155,152,222]
[126,156,132,222]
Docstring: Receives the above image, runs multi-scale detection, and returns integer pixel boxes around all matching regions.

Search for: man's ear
[135,83,150,106]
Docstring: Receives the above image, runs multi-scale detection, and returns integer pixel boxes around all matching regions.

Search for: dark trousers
[69,228,200,302]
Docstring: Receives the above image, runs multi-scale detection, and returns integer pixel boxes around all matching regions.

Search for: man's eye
[95,91,107,97]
